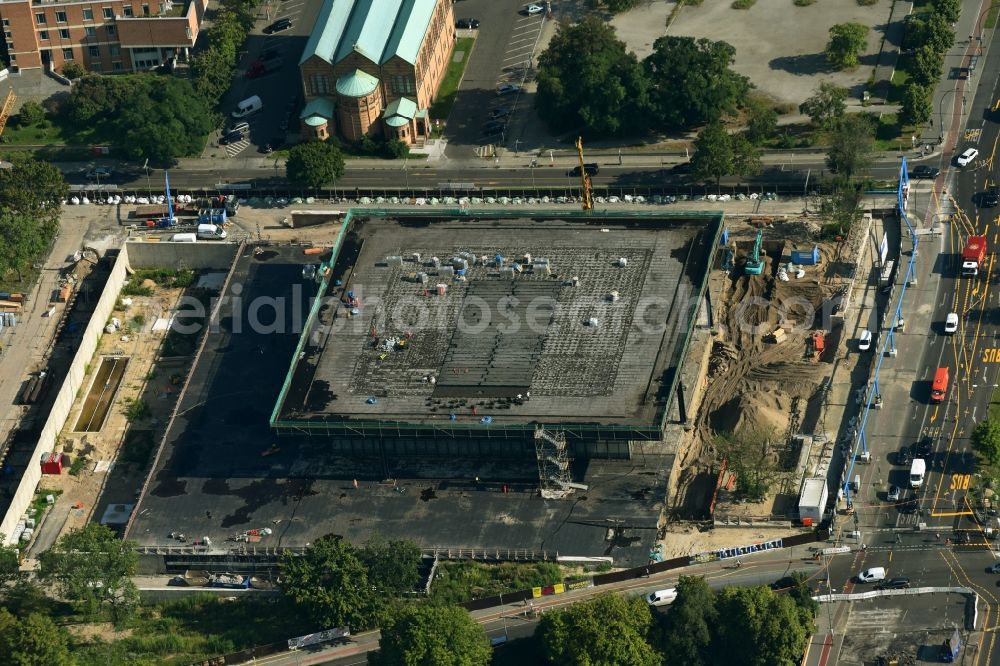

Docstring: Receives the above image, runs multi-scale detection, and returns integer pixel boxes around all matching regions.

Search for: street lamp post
[938,88,956,144]
[514,138,521,155]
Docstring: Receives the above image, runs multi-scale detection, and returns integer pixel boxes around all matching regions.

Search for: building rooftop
[300,0,437,67]
[335,69,380,97]
[272,211,721,440]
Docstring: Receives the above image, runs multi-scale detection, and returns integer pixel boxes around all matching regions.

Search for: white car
[858,329,872,351]
[496,83,521,95]
[944,312,958,334]
[524,3,543,14]
[957,148,979,166]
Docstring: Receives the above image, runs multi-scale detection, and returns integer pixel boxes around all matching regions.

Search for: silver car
[887,485,901,502]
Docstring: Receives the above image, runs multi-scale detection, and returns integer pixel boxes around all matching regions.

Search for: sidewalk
[919,0,995,153]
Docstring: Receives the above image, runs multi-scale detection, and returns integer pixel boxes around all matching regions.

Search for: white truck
[170,233,197,243]
[196,223,227,240]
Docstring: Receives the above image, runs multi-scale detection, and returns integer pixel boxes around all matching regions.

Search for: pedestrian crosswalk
[225,138,250,157]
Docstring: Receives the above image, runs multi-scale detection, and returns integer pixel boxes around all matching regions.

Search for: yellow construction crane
[0,89,15,140]
[575,136,593,211]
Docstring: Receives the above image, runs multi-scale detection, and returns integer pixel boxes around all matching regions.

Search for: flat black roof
[272,212,721,440]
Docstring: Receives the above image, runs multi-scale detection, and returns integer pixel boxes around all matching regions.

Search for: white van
[646,588,677,607]
[909,458,926,488]
[197,223,227,240]
[856,567,886,583]
[232,95,263,118]
[170,233,197,243]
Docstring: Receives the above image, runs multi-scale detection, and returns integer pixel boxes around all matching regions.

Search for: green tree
[660,576,716,666]
[715,428,779,500]
[900,83,932,126]
[826,114,875,180]
[16,100,45,127]
[0,536,22,590]
[800,82,848,130]
[644,36,751,131]
[359,534,422,596]
[118,77,215,163]
[381,139,410,160]
[279,535,382,630]
[0,152,68,219]
[932,0,961,22]
[972,419,1000,465]
[825,22,869,70]
[61,61,85,80]
[713,586,812,666]
[538,593,661,666]
[603,0,640,11]
[190,48,236,101]
[286,141,347,189]
[910,45,944,87]
[820,182,864,236]
[923,13,956,54]
[0,609,74,666]
[370,604,491,666]
[691,121,761,186]
[38,523,139,622]
[787,572,819,617]
[536,17,649,137]
[745,98,778,145]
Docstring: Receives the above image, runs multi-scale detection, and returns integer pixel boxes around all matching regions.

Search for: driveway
[444,4,548,157]
[205,0,325,159]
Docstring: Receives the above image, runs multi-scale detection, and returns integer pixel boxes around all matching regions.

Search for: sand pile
[709,390,792,437]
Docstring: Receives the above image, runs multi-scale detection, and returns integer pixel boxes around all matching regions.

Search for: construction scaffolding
[535,428,583,499]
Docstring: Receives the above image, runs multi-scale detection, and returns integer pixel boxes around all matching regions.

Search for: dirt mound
[710,390,791,437]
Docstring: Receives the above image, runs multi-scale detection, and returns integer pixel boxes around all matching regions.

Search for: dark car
[220,130,244,145]
[483,122,505,136]
[671,161,692,175]
[490,107,512,119]
[899,497,919,514]
[912,437,933,459]
[261,48,281,61]
[911,165,940,179]
[769,576,798,591]
[984,187,1000,208]
[895,446,913,466]
[875,577,910,590]
[456,18,480,28]
[264,17,292,33]
[568,163,599,177]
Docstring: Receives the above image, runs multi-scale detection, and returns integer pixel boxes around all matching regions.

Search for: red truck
[962,234,987,276]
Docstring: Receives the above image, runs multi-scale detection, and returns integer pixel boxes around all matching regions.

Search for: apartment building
[0,0,207,73]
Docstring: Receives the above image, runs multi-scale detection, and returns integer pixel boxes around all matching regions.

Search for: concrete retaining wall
[125,240,239,270]
[1,248,130,545]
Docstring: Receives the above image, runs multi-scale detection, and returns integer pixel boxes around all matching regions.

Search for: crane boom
[0,90,16,140]
[575,136,593,211]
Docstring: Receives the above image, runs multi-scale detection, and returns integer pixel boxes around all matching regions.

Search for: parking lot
[444,2,549,156]
[204,0,324,159]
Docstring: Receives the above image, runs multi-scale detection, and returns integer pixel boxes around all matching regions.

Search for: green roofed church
[298,0,456,145]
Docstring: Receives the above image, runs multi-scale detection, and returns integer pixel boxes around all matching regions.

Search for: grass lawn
[988,0,1000,29]
[873,113,921,152]
[886,55,911,105]
[428,561,566,605]
[0,117,102,146]
[430,37,476,122]
[989,382,1000,423]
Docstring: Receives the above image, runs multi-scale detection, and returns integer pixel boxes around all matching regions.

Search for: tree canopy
[714,427,779,500]
[536,17,649,137]
[714,586,813,666]
[538,593,661,666]
[800,82,848,130]
[286,141,347,189]
[280,535,383,629]
[359,533,422,596]
[826,114,876,181]
[691,121,761,186]
[910,46,944,87]
[660,576,716,666]
[37,523,139,621]
[370,604,492,666]
[0,609,74,666]
[0,153,67,282]
[973,419,1000,465]
[900,83,932,126]
[644,36,750,130]
[744,98,778,145]
[825,23,868,70]
[61,75,213,163]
